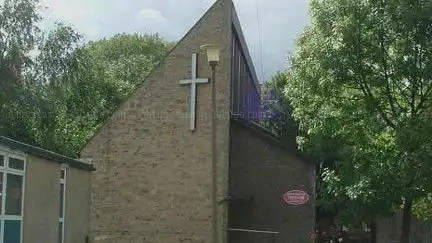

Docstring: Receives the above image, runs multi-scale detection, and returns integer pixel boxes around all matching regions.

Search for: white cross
[179,53,209,131]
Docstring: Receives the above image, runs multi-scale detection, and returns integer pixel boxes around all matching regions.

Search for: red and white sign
[282,190,309,205]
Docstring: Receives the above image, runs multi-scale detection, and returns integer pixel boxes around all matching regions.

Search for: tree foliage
[261,72,298,147]
[0,0,173,157]
[284,0,432,240]
[32,33,173,157]
[0,0,41,144]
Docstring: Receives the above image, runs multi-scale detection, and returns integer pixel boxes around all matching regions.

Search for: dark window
[239,58,245,117]
[230,29,260,121]
[0,173,3,214]
[59,183,64,218]
[8,158,24,170]
[5,174,23,215]
[232,37,240,115]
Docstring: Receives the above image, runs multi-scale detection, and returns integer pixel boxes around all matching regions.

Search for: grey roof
[0,137,95,171]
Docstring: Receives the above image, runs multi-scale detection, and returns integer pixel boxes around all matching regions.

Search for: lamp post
[201,44,220,243]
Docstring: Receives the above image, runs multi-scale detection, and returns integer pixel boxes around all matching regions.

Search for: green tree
[32,32,173,156]
[29,23,86,155]
[284,0,432,242]
[261,72,298,147]
[84,33,174,106]
[0,0,41,144]
[0,0,173,157]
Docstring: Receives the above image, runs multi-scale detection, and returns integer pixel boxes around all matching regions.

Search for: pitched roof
[0,136,95,171]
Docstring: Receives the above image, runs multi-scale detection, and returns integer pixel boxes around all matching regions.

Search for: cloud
[134,8,172,36]
[135,8,164,20]
[38,0,105,40]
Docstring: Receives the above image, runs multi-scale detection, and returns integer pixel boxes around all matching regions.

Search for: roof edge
[0,137,95,171]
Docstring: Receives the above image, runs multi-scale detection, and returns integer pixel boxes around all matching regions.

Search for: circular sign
[282,190,309,205]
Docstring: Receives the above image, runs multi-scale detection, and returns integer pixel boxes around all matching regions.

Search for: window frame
[0,146,26,243]
[59,167,67,243]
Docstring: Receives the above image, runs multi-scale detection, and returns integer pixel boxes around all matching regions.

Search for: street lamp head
[200,44,220,64]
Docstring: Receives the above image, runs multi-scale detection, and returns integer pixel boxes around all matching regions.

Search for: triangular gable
[82,1,236,241]
[81,0,234,154]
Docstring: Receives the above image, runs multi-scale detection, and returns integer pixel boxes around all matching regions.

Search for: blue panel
[58,222,63,243]
[4,220,20,243]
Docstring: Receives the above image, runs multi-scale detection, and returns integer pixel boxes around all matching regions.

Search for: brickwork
[81,1,232,242]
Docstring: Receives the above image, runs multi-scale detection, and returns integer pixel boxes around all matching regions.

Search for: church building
[82,0,315,242]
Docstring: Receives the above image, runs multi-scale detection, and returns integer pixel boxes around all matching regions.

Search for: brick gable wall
[81,1,232,242]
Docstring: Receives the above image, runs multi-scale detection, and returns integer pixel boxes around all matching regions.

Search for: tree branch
[379,30,399,118]
[364,84,396,129]
[354,15,396,129]
[377,0,399,119]
[410,45,419,115]
[416,84,432,113]
[413,34,431,113]
[392,79,411,106]
[419,45,424,100]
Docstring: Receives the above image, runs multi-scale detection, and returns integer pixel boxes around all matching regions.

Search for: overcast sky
[39,0,310,82]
